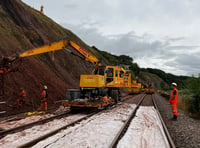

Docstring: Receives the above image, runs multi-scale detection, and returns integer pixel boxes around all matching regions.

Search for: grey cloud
[63,23,196,75]
[64,4,78,9]
[22,0,200,76]
[176,54,200,66]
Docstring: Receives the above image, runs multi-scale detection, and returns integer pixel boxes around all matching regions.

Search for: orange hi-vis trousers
[37,98,47,111]
[15,98,24,107]
[170,99,177,116]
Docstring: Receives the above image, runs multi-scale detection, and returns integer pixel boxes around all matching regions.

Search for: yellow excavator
[1,39,139,109]
[19,39,132,107]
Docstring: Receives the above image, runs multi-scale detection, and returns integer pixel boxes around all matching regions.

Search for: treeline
[186,76,200,114]
[141,68,189,89]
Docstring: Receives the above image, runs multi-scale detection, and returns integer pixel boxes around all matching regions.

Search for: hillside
[138,72,168,88]
[0,0,97,116]
[0,0,189,117]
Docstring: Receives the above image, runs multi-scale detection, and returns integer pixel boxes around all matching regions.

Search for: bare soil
[0,0,94,117]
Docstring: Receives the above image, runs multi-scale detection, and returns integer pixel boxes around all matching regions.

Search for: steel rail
[109,94,146,148]
[152,94,176,148]
[0,111,72,138]
[18,102,124,148]
[18,111,100,148]
[0,95,129,139]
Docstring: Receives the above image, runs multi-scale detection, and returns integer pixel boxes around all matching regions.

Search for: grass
[177,89,190,112]
[178,89,200,119]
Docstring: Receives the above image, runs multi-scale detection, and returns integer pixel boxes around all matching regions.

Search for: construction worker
[15,88,26,107]
[169,82,178,121]
[37,85,48,111]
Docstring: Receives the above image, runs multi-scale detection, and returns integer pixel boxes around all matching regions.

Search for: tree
[187,76,200,114]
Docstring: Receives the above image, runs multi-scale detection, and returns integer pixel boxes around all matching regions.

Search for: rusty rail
[109,94,176,148]
[18,111,100,148]
[152,94,176,148]
[0,111,71,138]
[109,94,146,148]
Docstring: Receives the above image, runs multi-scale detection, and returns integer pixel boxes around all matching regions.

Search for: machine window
[115,70,118,77]
[120,71,124,78]
[106,68,113,83]
[106,68,113,77]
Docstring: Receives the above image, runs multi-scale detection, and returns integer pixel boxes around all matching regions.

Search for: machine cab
[105,66,126,87]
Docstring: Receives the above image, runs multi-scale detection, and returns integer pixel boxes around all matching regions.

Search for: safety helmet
[171,82,177,87]
[44,85,48,89]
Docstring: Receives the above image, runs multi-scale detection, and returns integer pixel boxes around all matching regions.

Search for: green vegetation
[141,68,189,89]
[173,76,200,118]
[185,76,200,115]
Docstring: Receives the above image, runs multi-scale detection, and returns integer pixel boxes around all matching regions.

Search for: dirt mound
[0,0,94,117]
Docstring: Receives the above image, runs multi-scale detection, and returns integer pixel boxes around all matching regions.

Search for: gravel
[155,93,200,148]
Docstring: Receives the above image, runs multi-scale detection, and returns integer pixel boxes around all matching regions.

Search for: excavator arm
[19,40,99,64]
[0,39,99,96]
[68,40,99,64]
[19,40,68,58]
[1,39,99,73]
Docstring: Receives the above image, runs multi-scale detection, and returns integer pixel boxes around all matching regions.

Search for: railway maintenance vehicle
[0,39,142,109]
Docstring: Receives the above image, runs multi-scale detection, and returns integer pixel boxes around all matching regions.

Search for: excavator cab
[94,65,105,75]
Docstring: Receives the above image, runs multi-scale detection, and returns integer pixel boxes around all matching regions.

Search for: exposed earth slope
[0,0,95,115]
[0,0,171,117]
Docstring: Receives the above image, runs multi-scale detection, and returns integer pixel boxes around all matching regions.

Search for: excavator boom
[19,40,99,64]
[0,39,99,96]
[19,40,68,58]
[69,40,99,64]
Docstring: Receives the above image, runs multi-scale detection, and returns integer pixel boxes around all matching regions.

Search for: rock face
[0,0,93,116]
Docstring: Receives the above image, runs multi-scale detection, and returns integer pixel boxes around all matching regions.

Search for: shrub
[186,76,200,115]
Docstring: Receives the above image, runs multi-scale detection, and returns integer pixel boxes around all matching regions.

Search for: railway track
[0,95,130,141]
[0,104,119,147]
[0,111,72,138]
[109,94,176,148]
[18,111,99,148]
[0,94,175,148]
[15,103,124,148]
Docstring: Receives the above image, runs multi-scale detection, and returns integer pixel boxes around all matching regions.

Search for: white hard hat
[171,82,177,86]
[44,85,48,89]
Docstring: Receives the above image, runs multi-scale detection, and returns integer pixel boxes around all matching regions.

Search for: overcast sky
[22,0,200,76]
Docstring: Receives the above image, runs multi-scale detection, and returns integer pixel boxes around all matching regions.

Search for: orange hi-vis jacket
[20,90,26,98]
[41,90,48,102]
[170,87,178,103]
[38,90,48,111]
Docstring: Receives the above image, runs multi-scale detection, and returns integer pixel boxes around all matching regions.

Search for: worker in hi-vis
[15,87,26,107]
[37,85,48,111]
[169,82,178,121]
